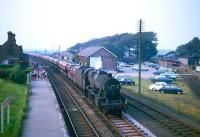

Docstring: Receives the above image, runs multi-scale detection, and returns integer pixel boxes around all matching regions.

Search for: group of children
[31,62,47,80]
[31,69,47,80]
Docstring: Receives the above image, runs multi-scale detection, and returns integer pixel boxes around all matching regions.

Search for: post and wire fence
[0,97,10,134]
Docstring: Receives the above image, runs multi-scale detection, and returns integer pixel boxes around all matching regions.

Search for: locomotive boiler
[82,68,125,115]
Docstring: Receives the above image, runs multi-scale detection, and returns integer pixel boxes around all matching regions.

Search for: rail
[48,70,100,137]
[59,70,146,137]
[122,91,200,137]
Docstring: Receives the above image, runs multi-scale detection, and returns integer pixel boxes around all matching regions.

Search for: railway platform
[22,79,69,137]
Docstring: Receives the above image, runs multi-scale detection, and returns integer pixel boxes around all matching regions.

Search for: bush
[9,65,27,84]
[0,69,9,79]
[0,65,28,84]
[25,67,32,73]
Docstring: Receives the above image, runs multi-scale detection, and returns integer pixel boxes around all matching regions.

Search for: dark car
[151,76,173,84]
[159,85,183,94]
[116,77,135,86]
[116,67,124,73]
[153,70,164,75]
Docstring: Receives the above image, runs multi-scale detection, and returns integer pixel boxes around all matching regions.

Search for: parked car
[151,75,173,84]
[161,71,178,80]
[158,67,168,72]
[115,76,135,86]
[148,63,160,69]
[128,62,135,65]
[153,69,165,75]
[159,85,183,94]
[149,82,168,91]
[116,67,124,73]
[132,65,149,71]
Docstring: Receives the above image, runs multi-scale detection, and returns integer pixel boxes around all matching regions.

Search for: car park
[149,82,168,91]
[151,75,173,84]
[159,85,183,94]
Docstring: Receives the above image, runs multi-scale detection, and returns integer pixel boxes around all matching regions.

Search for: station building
[178,57,200,71]
[77,46,117,70]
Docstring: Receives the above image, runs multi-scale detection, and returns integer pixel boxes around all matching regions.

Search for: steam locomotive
[31,54,126,116]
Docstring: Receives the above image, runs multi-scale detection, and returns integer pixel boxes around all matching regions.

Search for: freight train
[30,54,126,116]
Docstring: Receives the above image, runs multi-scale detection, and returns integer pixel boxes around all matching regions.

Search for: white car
[149,82,168,91]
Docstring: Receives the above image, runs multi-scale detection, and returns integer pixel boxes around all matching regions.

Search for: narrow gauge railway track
[122,92,200,137]
[59,71,146,137]
[48,71,100,137]
[181,75,200,98]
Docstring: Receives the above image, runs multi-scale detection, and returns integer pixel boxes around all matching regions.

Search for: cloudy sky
[0,0,199,51]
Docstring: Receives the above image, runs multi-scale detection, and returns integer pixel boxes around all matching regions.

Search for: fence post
[1,104,4,134]
[27,73,29,84]
[7,105,10,124]
[177,99,180,113]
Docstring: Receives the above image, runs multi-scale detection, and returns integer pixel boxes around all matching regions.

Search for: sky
[0,0,199,52]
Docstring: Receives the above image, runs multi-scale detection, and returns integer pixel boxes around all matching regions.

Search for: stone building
[0,31,23,64]
[77,46,117,70]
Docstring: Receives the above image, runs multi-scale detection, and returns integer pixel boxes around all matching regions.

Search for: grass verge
[0,79,28,137]
[122,77,200,123]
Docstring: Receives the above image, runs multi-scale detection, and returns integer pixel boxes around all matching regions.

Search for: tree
[176,37,200,57]
[68,32,158,62]
[134,32,158,62]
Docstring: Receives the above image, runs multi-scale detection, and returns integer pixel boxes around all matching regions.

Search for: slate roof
[157,50,172,56]
[77,46,117,58]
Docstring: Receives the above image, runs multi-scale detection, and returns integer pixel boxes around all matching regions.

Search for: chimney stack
[7,31,16,44]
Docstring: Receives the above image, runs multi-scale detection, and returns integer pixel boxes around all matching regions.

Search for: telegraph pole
[59,44,60,59]
[138,19,144,95]
[52,46,54,54]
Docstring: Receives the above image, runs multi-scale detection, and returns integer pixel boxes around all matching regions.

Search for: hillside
[68,32,158,63]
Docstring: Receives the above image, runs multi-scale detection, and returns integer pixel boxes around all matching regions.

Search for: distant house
[0,31,23,64]
[157,50,179,67]
[77,46,117,70]
[157,50,177,60]
[63,51,74,61]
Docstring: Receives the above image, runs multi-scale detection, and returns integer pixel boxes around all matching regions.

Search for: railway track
[48,71,100,137]
[122,92,200,137]
[107,115,145,137]
[58,70,147,137]
[32,57,152,137]
[181,75,200,98]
